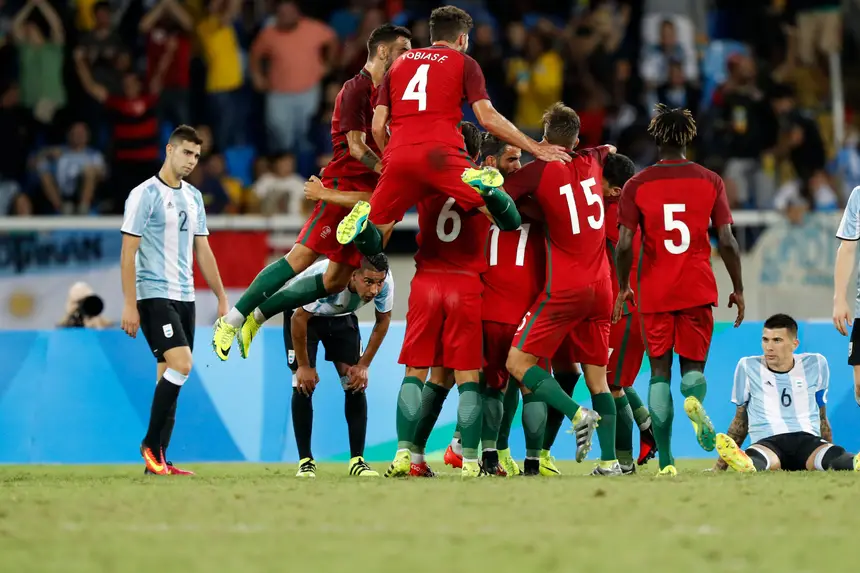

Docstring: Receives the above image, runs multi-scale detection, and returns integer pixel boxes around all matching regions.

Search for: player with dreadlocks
[612,104,745,476]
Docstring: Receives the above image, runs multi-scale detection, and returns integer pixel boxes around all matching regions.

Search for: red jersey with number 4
[377,45,488,152]
[505,146,613,294]
[414,195,491,275]
[323,69,380,183]
[617,160,733,313]
[481,213,547,325]
[605,198,641,315]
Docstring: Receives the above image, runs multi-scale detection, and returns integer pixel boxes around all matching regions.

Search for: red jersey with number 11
[377,45,488,153]
[505,146,612,294]
[617,160,733,313]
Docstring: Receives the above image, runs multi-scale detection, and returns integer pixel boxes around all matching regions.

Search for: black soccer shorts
[751,431,829,471]
[849,319,860,365]
[138,298,196,362]
[283,313,361,372]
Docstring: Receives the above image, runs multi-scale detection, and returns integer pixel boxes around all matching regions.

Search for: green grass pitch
[2,461,857,573]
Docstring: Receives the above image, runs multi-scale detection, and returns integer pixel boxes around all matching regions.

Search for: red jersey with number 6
[617,159,733,313]
[414,194,492,275]
[505,146,613,294]
[481,213,546,325]
[376,45,488,153]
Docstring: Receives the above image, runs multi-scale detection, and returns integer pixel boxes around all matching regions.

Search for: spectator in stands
[339,8,385,77]
[0,82,33,187]
[656,61,699,117]
[470,23,508,115]
[140,0,194,127]
[640,18,697,92]
[250,0,337,154]
[73,1,125,97]
[771,83,827,185]
[774,171,839,224]
[197,0,244,150]
[829,125,860,199]
[35,122,106,215]
[507,31,563,137]
[12,0,65,128]
[253,151,305,215]
[189,152,237,214]
[792,0,842,67]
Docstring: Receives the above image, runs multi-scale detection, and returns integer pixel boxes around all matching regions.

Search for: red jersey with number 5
[481,213,547,325]
[376,45,488,153]
[414,194,491,275]
[505,147,613,294]
[617,159,733,313]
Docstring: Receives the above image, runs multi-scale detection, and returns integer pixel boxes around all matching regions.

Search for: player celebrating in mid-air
[715,314,860,473]
[120,125,229,476]
[503,102,617,473]
[211,24,412,360]
[285,254,393,479]
[613,104,745,476]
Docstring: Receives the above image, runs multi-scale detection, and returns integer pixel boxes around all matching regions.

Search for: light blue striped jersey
[121,176,208,302]
[732,353,829,443]
[298,260,394,316]
[836,185,860,315]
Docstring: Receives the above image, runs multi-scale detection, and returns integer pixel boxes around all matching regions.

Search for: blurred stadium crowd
[0,0,859,220]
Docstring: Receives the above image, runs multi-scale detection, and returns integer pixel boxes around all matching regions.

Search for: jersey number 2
[403,64,429,111]
[489,224,530,267]
[559,178,604,234]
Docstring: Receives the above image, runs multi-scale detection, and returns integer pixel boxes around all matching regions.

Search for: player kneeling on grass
[715,314,860,473]
[282,255,393,478]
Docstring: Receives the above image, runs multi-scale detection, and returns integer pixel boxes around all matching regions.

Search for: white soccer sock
[253,308,268,324]
[639,418,652,432]
[482,448,496,453]
[225,307,245,328]
[412,453,424,464]
[451,439,463,456]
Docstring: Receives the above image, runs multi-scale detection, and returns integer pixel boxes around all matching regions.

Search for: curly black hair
[603,153,636,189]
[460,121,482,162]
[647,103,697,148]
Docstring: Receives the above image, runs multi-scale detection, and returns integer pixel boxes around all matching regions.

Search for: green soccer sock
[395,377,424,451]
[614,393,635,466]
[354,220,384,257]
[411,382,450,454]
[680,370,707,403]
[648,376,675,469]
[521,366,580,420]
[522,394,547,458]
[625,386,651,431]
[233,258,297,319]
[496,379,520,451]
[591,392,617,462]
[483,188,521,231]
[256,273,327,321]
[542,370,579,450]
[457,382,483,460]
[481,386,504,450]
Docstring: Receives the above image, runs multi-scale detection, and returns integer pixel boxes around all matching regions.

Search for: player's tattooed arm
[714,405,749,471]
[346,130,382,174]
[717,224,745,327]
[819,406,833,443]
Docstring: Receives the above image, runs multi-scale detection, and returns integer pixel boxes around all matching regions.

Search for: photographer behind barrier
[58,281,112,329]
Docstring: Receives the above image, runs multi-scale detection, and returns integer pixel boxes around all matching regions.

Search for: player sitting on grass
[284,254,393,478]
[715,313,860,473]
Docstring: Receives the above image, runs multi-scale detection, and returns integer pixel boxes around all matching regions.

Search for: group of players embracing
[210,5,752,478]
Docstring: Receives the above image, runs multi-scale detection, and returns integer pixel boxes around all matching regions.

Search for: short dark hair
[169,125,203,146]
[603,153,636,189]
[367,24,412,57]
[362,253,389,274]
[764,313,798,337]
[542,102,580,148]
[647,103,697,149]
[480,133,507,162]
[460,121,482,162]
[429,5,473,43]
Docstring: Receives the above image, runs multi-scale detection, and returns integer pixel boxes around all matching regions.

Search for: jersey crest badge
[162,324,174,338]
[288,349,296,365]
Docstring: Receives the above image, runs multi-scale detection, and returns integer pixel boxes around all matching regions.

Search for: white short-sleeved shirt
[297,259,393,317]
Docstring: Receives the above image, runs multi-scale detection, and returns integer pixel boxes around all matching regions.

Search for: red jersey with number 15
[617,160,733,313]
[377,45,488,153]
[323,69,380,185]
[505,146,613,294]
[414,195,491,276]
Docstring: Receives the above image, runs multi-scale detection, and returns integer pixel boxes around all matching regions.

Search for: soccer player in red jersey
[384,122,496,479]
[613,104,745,476]
[335,5,571,260]
[211,24,412,360]
[601,153,657,472]
[503,103,619,473]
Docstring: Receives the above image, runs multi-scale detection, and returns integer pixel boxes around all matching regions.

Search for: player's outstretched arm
[714,405,749,471]
[194,235,229,317]
[471,100,570,163]
[371,105,389,153]
[120,233,141,338]
[716,225,744,327]
[304,176,371,208]
[833,240,857,335]
[612,226,636,323]
[291,308,317,396]
[346,130,382,174]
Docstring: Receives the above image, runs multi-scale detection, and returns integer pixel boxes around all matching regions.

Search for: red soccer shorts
[370,146,485,225]
[296,176,369,268]
[607,310,646,388]
[400,270,483,371]
[640,305,714,362]
[512,278,612,366]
